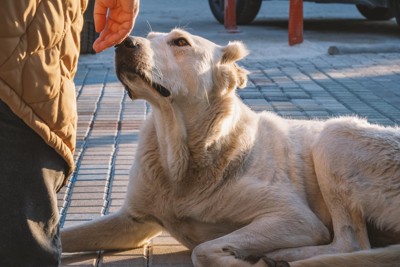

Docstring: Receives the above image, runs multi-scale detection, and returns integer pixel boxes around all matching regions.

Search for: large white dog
[62,29,400,267]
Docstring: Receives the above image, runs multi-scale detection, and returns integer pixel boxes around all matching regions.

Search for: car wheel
[208,0,262,25]
[356,4,394,20]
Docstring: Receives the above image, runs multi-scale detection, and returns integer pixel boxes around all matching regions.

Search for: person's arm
[93,0,140,53]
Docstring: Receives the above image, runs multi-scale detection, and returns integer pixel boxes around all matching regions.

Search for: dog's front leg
[191,213,330,267]
[61,209,162,252]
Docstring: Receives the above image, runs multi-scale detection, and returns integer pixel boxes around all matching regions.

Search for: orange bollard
[224,0,239,33]
[288,0,304,46]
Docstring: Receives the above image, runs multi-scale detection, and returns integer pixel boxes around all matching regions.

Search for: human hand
[93,0,139,53]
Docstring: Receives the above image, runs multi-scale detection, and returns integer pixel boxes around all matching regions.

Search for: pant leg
[0,100,67,267]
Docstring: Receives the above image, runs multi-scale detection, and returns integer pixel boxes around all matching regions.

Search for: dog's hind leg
[288,244,400,267]
[61,210,162,252]
[267,143,373,261]
[264,207,370,262]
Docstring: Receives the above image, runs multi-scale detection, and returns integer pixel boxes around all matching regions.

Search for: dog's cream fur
[62,29,400,267]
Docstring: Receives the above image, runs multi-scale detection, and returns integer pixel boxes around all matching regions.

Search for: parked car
[208,0,400,26]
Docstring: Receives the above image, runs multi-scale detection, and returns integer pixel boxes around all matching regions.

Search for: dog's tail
[61,210,162,252]
[291,244,400,267]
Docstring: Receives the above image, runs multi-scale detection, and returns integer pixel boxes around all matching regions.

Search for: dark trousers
[0,100,67,267]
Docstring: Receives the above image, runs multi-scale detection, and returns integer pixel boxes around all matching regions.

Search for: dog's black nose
[122,37,139,49]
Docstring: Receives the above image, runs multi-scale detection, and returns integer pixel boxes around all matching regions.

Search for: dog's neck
[150,93,257,193]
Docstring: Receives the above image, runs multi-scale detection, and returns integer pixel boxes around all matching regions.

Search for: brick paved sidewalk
[59,51,400,266]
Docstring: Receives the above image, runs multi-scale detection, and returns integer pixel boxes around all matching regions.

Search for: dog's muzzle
[115,37,171,98]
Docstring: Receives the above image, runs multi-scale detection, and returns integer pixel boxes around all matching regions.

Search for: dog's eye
[172,37,190,47]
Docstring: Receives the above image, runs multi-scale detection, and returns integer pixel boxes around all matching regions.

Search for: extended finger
[93,1,108,33]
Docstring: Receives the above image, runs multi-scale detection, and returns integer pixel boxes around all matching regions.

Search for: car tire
[208,0,262,25]
[80,0,99,54]
[356,4,394,20]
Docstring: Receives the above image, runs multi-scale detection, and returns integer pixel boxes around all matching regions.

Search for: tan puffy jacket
[0,0,88,182]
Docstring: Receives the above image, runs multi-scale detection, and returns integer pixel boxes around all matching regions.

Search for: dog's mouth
[116,65,171,98]
[149,81,171,97]
[114,37,171,99]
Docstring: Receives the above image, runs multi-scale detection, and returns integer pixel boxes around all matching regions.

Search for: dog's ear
[221,41,249,64]
[216,41,249,91]
[214,62,249,93]
[234,63,249,89]
[213,41,249,93]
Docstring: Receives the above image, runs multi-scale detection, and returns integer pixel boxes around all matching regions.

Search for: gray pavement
[59,0,400,266]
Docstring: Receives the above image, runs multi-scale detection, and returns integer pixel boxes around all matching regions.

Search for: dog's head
[115,29,249,103]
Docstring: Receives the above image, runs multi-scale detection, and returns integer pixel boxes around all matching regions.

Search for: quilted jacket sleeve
[0,0,88,182]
